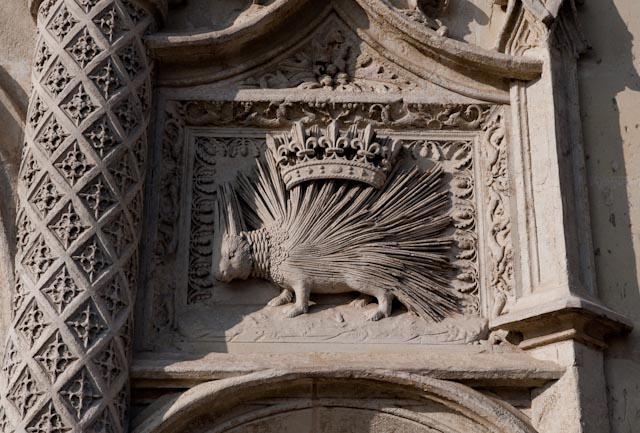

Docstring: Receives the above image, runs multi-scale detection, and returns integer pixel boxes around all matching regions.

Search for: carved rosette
[0,0,154,432]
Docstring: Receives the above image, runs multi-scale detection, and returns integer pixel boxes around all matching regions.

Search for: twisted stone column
[0,0,163,431]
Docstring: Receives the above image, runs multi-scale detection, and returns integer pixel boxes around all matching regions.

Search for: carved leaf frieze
[183,100,491,130]
[483,109,514,316]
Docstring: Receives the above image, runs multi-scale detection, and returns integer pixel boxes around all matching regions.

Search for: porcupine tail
[236,152,459,321]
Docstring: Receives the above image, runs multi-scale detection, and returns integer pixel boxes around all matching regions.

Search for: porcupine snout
[214,268,230,283]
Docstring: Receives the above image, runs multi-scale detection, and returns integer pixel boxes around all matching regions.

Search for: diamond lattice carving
[97,274,128,319]
[0,405,13,433]
[90,58,123,100]
[62,84,97,126]
[29,96,48,128]
[86,408,116,433]
[36,115,69,155]
[79,175,117,220]
[93,6,127,43]
[34,40,52,75]
[8,367,43,417]
[42,266,84,314]
[12,273,28,317]
[48,5,78,41]
[30,174,62,218]
[22,236,57,281]
[1,0,153,430]
[113,96,139,136]
[84,116,122,158]
[121,0,145,23]
[44,60,73,97]
[94,341,123,387]
[74,0,100,13]
[16,209,35,251]
[55,142,95,186]
[16,300,50,347]
[73,236,113,283]
[1,341,20,384]
[109,151,136,196]
[49,202,90,249]
[102,212,131,257]
[21,151,41,192]
[35,330,78,383]
[60,368,102,421]
[66,28,102,69]
[66,300,107,350]
[27,401,71,433]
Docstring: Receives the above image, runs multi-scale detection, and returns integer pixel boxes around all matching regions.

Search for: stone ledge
[131,351,564,389]
[490,295,633,350]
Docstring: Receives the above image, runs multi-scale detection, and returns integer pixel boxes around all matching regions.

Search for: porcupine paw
[285,304,308,318]
[365,308,387,322]
[349,295,371,309]
[267,291,294,307]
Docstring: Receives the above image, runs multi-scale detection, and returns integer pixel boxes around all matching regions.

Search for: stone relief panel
[138,100,514,354]
[240,14,421,92]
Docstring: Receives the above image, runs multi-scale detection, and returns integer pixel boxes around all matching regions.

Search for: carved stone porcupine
[213,124,459,322]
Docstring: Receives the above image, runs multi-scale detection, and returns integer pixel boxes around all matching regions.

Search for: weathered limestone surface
[0,0,637,432]
[0,0,164,431]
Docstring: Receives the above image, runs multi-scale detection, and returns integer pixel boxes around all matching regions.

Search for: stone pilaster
[0,0,160,431]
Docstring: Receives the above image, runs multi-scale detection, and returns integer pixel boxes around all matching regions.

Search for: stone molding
[131,369,539,433]
[144,0,542,103]
[0,0,156,432]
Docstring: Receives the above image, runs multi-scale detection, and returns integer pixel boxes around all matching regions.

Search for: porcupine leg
[267,290,294,307]
[349,294,372,308]
[285,285,310,318]
[364,290,394,322]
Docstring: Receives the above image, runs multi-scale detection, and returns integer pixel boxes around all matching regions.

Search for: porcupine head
[213,184,253,283]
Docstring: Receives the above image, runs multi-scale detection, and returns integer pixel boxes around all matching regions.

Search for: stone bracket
[491,295,633,350]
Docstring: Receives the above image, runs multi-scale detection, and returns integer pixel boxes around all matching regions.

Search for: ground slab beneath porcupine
[165,288,490,354]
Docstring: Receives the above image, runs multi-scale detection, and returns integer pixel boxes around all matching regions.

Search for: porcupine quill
[214,151,459,322]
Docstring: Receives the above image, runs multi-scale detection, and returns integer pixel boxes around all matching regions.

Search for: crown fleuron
[267,121,401,190]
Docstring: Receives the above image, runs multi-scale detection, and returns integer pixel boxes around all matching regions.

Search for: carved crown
[267,121,401,190]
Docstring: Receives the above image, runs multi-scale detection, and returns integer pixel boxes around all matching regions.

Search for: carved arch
[133,369,538,433]
[146,0,543,102]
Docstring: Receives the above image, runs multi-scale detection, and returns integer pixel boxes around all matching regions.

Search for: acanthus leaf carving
[482,109,514,317]
[182,100,490,130]
[241,17,419,92]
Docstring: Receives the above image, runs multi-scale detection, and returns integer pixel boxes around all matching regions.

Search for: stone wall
[577,1,640,431]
